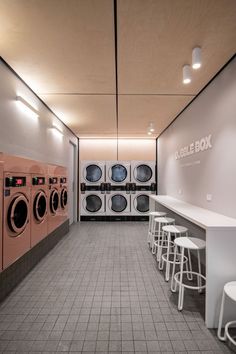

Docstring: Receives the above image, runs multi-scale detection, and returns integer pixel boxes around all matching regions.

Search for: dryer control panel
[5,176,26,187]
[60,177,67,184]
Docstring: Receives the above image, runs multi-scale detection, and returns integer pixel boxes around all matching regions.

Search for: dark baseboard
[80,215,149,222]
[0,220,69,303]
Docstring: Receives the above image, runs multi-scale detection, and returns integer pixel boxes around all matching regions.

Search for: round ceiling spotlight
[149,122,155,132]
[183,64,192,84]
[192,47,201,69]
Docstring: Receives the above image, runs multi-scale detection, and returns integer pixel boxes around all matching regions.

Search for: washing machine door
[33,191,47,222]
[60,187,68,209]
[85,194,102,213]
[7,193,29,235]
[134,164,153,183]
[110,164,127,183]
[85,164,102,183]
[110,194,127,212]
[134,194,149,213]
[50,189,59,215]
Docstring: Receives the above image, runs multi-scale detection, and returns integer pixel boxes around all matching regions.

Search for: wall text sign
[175,134,212,160]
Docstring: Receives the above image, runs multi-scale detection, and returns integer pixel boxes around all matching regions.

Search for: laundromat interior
[0,1,236,353]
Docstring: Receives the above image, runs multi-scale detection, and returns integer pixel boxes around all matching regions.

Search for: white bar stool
[148,211,167,252]
[171,236,206,311]
[161,225,188,282]
[218,281,236,346]
[153,217,175,256]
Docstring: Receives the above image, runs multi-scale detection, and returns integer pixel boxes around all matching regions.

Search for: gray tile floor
[0,222,234,353]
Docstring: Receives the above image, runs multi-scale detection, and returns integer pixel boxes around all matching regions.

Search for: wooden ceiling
[0,0,236,138]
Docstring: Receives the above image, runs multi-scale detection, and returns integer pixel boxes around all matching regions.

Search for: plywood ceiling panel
[40,94,117,137]
[118,0,236,95]
[0,0,235,138]
[0,0,115,94]
[118,95,193,137]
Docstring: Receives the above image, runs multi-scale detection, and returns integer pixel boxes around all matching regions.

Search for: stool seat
[224,281,236,302]
[149,211,166,217]
[175,237,206,250]
[162,225,188,234]
[154,217,175,224]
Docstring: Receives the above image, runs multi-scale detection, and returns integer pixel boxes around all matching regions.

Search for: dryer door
[50,189,59,214]
[134,194,149,213]
[85,194,102,213]
[110,164,127,183]
[134,164,153,183]
[85,164,102,183]
[60,187,68,209]
[7,194,29,235]
[33,191,47,222]
[110,194,127,212]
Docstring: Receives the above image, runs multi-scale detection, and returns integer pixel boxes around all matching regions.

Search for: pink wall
[79,139,156,161]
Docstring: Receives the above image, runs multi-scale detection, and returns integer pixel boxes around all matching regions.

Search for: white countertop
[150,195,236,230]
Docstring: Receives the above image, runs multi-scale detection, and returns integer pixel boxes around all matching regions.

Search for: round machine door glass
[86,164,102,183]
[111,164,127,183]
[135,194,149,213]
[33,191,47,222]
[135,164,152,183]
[111,194,127,212]
[86,194,102,213]
[50,189,59,214]
[60,188,68,209]
[7,194,29,235]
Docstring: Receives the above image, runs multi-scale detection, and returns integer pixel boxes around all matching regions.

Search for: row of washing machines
[0,153,68,272]
[80,161,156,220]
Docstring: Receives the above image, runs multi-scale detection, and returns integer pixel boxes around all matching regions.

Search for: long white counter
[150,195,236,328]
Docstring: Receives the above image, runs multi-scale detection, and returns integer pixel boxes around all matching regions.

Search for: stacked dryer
[80,161,106,220]
[105,161,131,219]
[0,161,3,272]
[131,161,156,219]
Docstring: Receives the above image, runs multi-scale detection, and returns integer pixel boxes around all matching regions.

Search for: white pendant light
[149,122,155,132]
[182,64,191,84]
[192,47,201,69]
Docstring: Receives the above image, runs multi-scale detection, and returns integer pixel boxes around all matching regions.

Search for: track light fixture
[182,65,192,84]
[16,96,39,118]
[192,47,201,69]
[147,122,155,135]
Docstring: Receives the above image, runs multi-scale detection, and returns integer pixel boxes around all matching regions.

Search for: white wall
[0,59,78,222]
[158,56,236,218]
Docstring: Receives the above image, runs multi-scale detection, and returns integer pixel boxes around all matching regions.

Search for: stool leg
[178,247,185,311]
[217,290,227,341]
[152,222,157,254]
[197,250,202,293]
[157,223,162,262]
[165,231,171,282]
[171,244,178,293]
[147,216,152,246]
[159,227,165,270]
[187,249,193,281]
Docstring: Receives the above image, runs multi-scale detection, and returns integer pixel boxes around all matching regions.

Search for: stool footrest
[225,321,236,346]
[162,252,188,265]
[174,271,206,290]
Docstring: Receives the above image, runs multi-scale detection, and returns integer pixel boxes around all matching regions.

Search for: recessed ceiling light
[183,64,192,84]
[192,47,201,69]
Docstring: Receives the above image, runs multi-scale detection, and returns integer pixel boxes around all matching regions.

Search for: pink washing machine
[30,162,48,247]
[50,165,68,226]
[0,161,3,272]
[47,164,61,234]
[1,154,31,270]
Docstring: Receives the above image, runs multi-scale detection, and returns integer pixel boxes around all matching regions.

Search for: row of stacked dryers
[0,153,68,272]
[80,160,156,221]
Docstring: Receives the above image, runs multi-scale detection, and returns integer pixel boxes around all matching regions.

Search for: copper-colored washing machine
[59,167,68,225]
[31,170,48,247]
[0,161,3,272]
[47,165,60,234]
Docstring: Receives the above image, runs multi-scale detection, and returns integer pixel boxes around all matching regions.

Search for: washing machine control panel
[5,176,26,187]
[49,177,58,184]
[60,177,67,183]
[32,177,45,185]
